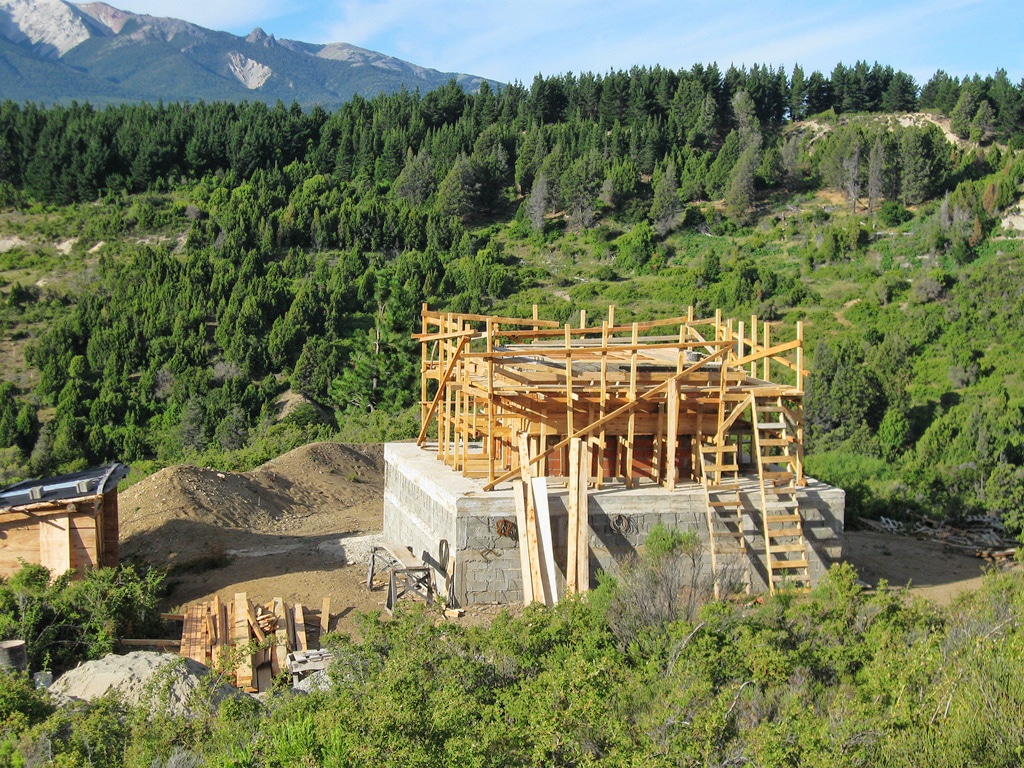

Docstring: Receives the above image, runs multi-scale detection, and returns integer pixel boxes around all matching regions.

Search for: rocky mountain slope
[0,0,492,105]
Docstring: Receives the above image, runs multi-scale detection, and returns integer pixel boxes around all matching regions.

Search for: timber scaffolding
[416,303,813,593]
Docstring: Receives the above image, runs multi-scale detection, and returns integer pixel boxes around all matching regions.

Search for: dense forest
[1,61,1024,533]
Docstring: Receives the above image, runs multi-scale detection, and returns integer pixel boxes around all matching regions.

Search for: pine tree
[649,159,680,235]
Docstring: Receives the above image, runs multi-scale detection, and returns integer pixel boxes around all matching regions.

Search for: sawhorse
[366,542,434,613]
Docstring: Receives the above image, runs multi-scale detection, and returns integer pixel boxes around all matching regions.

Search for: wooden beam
[417,332,471,445]
[512,478,535,606]
[483,346,730,490]
[517,433,548,604]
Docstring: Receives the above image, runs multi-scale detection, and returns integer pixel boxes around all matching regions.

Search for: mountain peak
[0,0,107,57]
[76,2,132,34]
[245,27,274,46]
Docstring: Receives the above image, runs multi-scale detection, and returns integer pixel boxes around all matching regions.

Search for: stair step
[705,483,741,492]
[708,500,742,508]
[765,513,803,523]
[758,439,792,448]
[701,444,738,454]
[764,471,795,482]
[704,463,738,472]
[769,559,809,570]
[768,542,807,553]
[760,453,797,464]
[757,420,787,430]
[766,527,804,538]
[714,547,747,555]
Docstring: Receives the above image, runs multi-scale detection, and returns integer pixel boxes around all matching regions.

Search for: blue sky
[112,0,1022,86]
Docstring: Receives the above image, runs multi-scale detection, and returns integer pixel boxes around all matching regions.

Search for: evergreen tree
[649,159,680,235]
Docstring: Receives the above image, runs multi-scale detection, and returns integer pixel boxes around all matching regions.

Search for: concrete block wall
[383,443,846,606]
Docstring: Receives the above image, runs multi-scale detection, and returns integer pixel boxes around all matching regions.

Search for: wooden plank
[39,512,72,576]
[417,333,472,445]
[517,433,548,605]
[271,597,289,676]
[320,597,331,640]
[577,440,591,593]
[293,604,308,652]
[233,593,253,689]
[284,598,297,653]
[256,664,273,693]
[531,476,559,605]
[246,601,267,642]
[511,479,535,605]
[566,438,582,594]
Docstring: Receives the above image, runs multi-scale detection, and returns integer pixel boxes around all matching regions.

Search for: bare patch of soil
[120,442,387,633]
[844,529,1019,604]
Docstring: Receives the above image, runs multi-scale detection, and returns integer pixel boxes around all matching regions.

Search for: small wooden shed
[0,463,129,578]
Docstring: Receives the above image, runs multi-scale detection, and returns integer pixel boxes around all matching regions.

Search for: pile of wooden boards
[512,434,591,606]
[862,515,1018,562]
[178,593,332,692]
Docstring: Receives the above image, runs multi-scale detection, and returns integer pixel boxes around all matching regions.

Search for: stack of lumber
[862,515,1018,562]
[912,516,1018,561]
[512,434,591,606]
[178,593,332,692]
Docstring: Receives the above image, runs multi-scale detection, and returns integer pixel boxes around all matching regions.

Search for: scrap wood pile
[863,515,1018,561]
[178,593,332,692]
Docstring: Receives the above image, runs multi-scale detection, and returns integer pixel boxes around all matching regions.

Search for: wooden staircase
[752,395,810,592]
[698,439,751,597]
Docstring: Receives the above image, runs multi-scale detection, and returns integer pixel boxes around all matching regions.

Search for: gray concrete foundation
[384,442,845,607]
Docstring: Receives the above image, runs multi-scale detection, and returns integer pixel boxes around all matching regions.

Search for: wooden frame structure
[416,304,813,593]
[417,304,806,489]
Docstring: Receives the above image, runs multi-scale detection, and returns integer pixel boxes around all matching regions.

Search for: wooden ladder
[752,395,810,592]
[698,438,751,598]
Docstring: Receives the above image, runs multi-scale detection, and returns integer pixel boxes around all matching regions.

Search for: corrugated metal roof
[0,463,130,508]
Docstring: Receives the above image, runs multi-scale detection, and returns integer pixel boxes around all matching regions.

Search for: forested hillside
[2,61,1024,531]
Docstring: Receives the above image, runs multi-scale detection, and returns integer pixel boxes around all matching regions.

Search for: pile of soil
[120,442,384,567]
[119,442,388,627]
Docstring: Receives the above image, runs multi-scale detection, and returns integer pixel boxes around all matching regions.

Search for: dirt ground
[120,442,1013,639]
[119,442,388,634]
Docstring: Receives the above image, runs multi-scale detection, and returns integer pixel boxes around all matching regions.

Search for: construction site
[384,304,846,606]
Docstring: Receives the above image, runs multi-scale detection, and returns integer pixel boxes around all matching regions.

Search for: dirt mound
[120,442,384,569]
[51,651,244,717]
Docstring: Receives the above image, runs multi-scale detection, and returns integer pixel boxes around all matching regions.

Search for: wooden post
[750,314,758,377]
[597,320,609,490]
[666,378,679,491]
[762,322,771,382]
[564,323,574,468]
[487,319,495,485]
[625,322,639,488]
[420,303,429,426]
[512,479,535,605]
[577,440,591,592]
[796,321,804,392]
[566,438,582,594]
[517,433,548,604]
